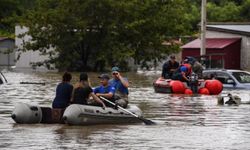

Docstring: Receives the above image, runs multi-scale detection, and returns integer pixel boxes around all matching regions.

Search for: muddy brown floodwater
[1,71,250,150]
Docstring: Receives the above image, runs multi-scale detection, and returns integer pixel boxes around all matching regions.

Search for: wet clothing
[94,85,115,95]
[93,85,116,107]
[109,78,129,108]
[71,86,93,105]
[184,56,203,78]
[94,85,116,100]
[172,72,186,82]
[162,60,179,79]
[181,63,192,77]
[52,82,73,108]
[172,66,189,82]
[115,99,128,108]
[192,61,203,79]
[109,78,129,95]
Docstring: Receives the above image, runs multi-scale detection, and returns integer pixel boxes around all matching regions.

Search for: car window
[232,72,250,83]
[203,72,215,79]
[215,72,233,84]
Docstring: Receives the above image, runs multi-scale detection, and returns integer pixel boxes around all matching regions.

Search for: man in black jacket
[161,55,179,79]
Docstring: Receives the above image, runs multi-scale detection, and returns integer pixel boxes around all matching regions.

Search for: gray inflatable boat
[63,104,142,125]
[11,103,143,125]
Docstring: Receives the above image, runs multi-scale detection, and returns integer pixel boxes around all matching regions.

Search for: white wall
[15,26,54,71]
[206,30,250,69]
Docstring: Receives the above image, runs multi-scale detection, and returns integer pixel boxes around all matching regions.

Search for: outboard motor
[189,72,199,93]
[11,103,42,124]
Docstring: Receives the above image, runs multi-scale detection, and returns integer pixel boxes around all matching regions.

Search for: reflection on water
[1,71,250,149]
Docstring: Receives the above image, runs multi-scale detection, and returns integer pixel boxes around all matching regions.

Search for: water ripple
[0,72,250,149]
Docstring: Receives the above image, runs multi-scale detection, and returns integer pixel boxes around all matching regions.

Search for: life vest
[181,63,192,76]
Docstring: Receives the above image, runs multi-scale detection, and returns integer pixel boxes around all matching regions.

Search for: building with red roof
[181,22,250,70]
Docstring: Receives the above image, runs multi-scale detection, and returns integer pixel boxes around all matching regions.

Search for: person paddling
[94,74,116,107]
[52,72,73,109]
[71,73,105,108]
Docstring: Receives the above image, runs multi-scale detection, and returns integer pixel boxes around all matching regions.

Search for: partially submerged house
[182,38,241,69]
[182,22,250,70]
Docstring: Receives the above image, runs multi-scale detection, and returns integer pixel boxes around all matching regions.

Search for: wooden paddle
[100,96,156,125]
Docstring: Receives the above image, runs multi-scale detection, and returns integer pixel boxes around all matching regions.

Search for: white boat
[11,103,143,125]
[63,104,142,125]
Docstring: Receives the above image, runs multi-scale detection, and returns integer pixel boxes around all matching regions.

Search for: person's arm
[182,72,189,82]
[70,88,75,103]
[90,92,106,108]
[116,73,129,88]
[96,92,113,99]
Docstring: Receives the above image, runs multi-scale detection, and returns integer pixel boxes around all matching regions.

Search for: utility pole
[200,0,207,56]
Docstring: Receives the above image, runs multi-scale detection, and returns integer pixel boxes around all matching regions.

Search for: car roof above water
[204,69,247,73]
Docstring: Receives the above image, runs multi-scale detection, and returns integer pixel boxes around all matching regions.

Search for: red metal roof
[181,38,241,49]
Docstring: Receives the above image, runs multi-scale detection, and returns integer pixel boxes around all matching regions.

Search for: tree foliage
[206,0,250,22]
[20,0,191,71]
[1,0,250,71]
[0,0,36,37]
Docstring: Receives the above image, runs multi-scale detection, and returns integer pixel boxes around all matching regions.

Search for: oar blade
[139,117,156,125]
[100,96,156,125]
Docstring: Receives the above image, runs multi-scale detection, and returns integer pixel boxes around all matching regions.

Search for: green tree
[19,0,191,71]
[240,0,250,21]
[207,2,242,22]
[0,0,36,37]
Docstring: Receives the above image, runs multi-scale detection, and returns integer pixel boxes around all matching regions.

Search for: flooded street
[1,71,250,149]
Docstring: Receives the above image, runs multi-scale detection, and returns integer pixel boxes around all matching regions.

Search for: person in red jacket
[181,58,192,77]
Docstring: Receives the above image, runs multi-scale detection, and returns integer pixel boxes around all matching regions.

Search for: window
[203,72,215,79]
[215,72,233,84]
[232,72,250,83]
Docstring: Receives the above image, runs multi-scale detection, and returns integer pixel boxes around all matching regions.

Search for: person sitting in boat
[71,72,106,108]
[172,66,190,82]
[52,72,74,109]
[185,56,203,79]
[109,67,129,108]
[181,58,192,77]
[161,55,179,79]
[94,74,116,106]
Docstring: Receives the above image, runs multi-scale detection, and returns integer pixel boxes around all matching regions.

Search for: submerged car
[203,69,250,90]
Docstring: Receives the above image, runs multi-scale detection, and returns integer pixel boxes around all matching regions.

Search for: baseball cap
[98,74,110,80]
[111,66,120,73]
